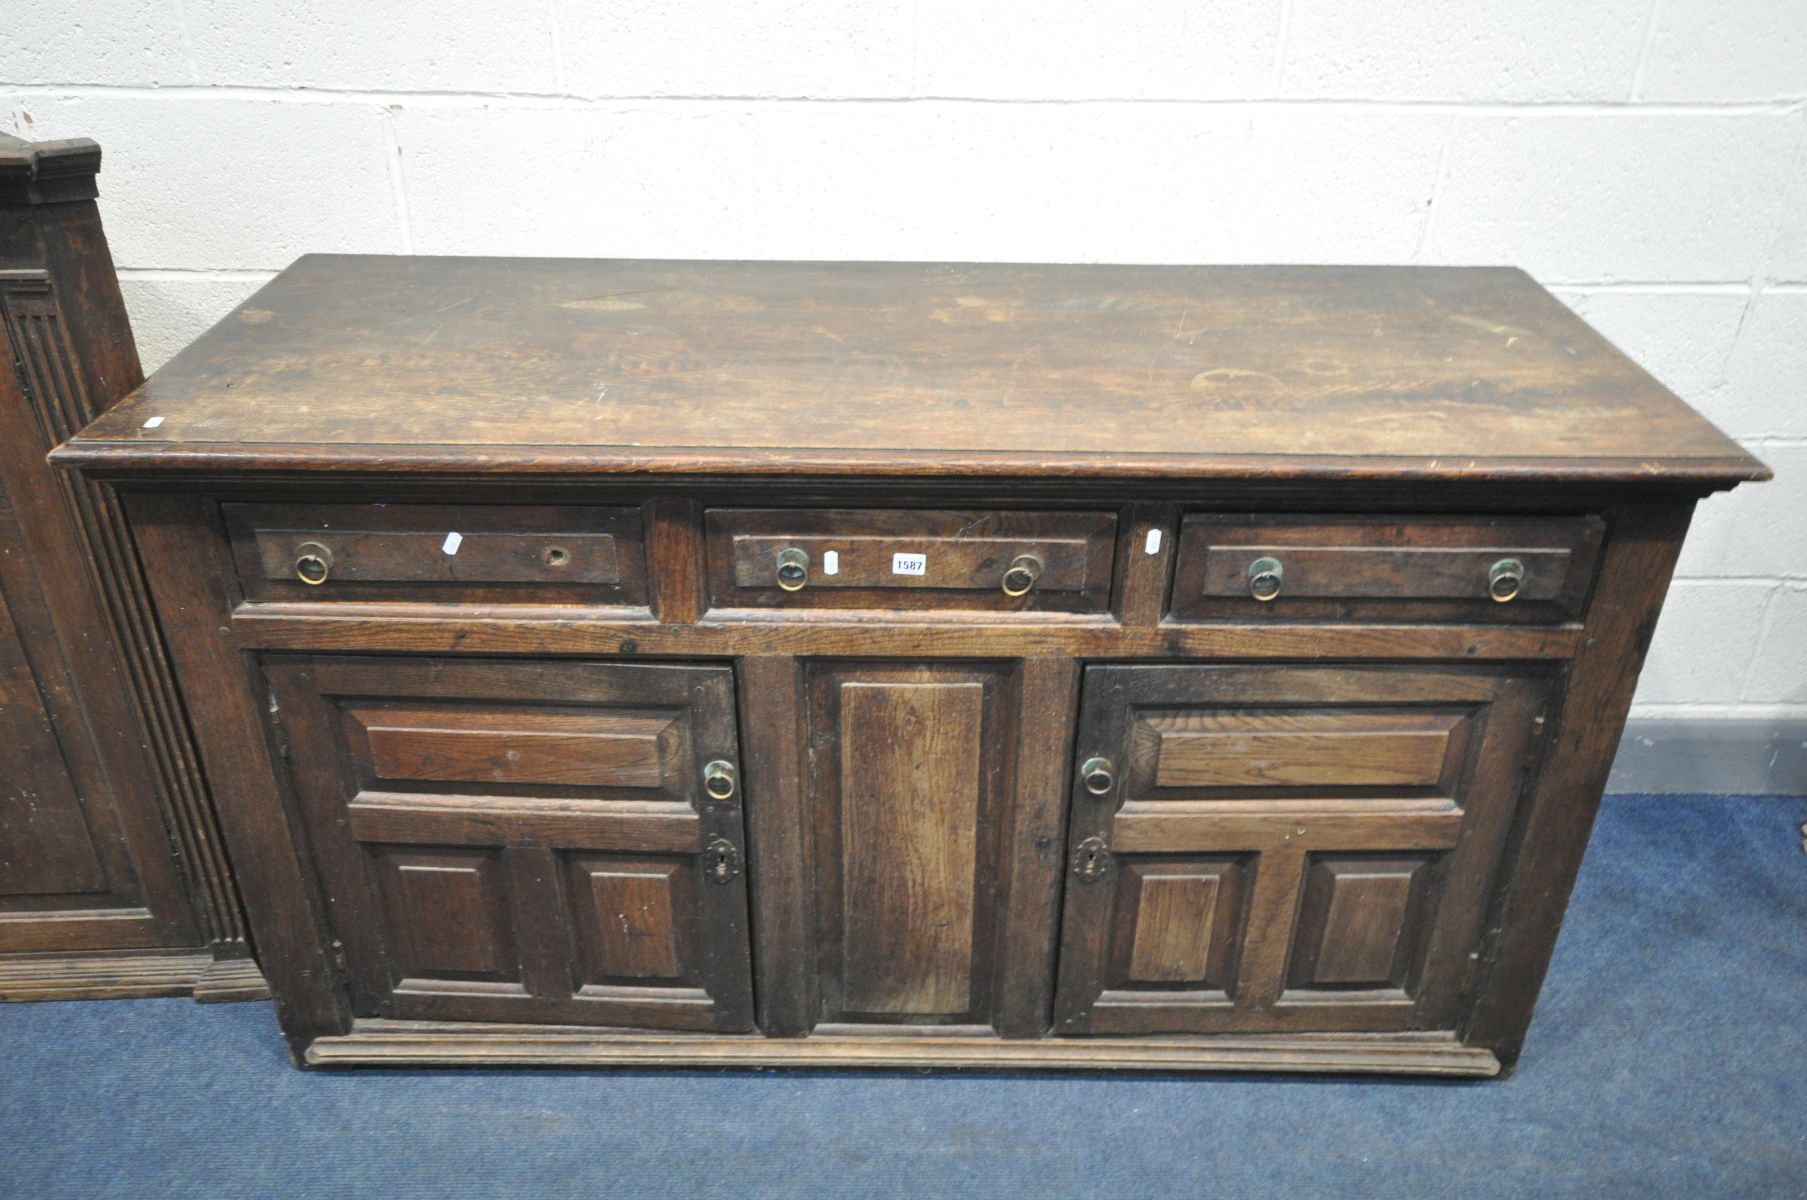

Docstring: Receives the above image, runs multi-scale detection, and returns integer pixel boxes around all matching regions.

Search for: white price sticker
[441,531,463,556]
[891,552,927,576]
[823,550,840,576]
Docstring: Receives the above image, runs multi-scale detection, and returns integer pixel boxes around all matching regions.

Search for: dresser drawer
[704,508,1118,615]
[1169,515,1603,624]
[224,503,648,605]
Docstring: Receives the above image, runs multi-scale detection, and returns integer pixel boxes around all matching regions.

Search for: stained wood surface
[1170,514,1604,624]
[305,1019,1504,1076]
[1463,504,1694,1067]
[263,654,755,1031]
[224,502,647,606]
[838,681,983,1015]
[706,507,1117,614]
[57,256,1766,488]
[1052,663,1551,1037]
[805,662,1014,1027]
[0,170,255,977]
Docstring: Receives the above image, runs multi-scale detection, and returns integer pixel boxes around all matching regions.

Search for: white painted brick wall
[3,0,1804,719]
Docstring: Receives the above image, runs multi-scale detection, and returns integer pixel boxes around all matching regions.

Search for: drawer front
[1052,663,1552,1037]
[225,503,648,605]
[705,508,1118,614]
[1170,515,1603,623]
[263,655,753,1031]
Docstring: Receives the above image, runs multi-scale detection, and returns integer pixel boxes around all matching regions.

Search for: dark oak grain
[56,257,1767,490]
[58,251,1765,1074]
[1,131,262,1002]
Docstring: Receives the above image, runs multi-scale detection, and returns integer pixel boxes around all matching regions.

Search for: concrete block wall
[4,0,1804,720]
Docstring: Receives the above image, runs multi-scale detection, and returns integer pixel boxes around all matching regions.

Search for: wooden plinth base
[0,950,270,1002]
[305,1020,1501,1077]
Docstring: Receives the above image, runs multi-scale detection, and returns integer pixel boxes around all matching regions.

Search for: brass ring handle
[775,547,809,592]
[703,760,737,802]
[1080,756,1115,796]
[1001,553,1043,597]
[1248,556,1283,602]
[295,542,334,586]
[1488,558,1526,603]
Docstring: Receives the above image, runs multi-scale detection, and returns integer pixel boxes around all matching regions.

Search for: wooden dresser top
[57,255,1766,489]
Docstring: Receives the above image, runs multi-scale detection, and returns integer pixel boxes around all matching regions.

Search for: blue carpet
[2,793,1803,1199]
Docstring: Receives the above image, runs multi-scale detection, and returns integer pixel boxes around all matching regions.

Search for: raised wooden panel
[807,662,1015,1027]
[263,655,754,1031]
[1055,664,1552,1037]
[705,509,1118,615]
[1288,855,1433,990]
[371,847,520,987]
[840,681,984,1015]
[0,583,106,897]
[1134,708,1465,792]
[224,503,648,606]
[0,245,211,960]
[565,855,688,984]
[1115,859,1250,989]
[347,705,681,792]
[1170,514,1605,624]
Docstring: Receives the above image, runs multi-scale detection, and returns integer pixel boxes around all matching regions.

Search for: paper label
[441,531,463,556]
[891,552,927,576]
[1144,528,1164,556]
[823,550,840,576]
[142,416,165,429]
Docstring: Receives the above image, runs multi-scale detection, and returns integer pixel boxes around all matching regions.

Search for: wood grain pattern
[306,1019,1503,1076]
[1171,514,1605,624]
[839,681,984,1015]
[807,663,1013,1028]
[1054,663,1550,1037]
[351,706,676,790]
[373,847,520,985]
[1463,504,1694,1070]
[57,257,1766,490]
[735,656,814,1036]
[1126,870,1223,984]
[1291,857,1429,987]
[263,654,753,1031]
[124,491,349,1044]
[58,252,1763,1074]
[230,606,1585,662]
[706,507,1117,615]
[0,573,108,896]
[1,148,259,994]
[991,657,1080,1038]
[1138,709,1465,790]
[567,857,687,982]
[225,502,647,606]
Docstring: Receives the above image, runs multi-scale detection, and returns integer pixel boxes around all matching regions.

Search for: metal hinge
[1072,837,1111,883]
[330,939,350,977]
[702,837,741,884]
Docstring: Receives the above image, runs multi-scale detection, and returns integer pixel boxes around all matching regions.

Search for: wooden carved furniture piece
[0,133,264,1000]
[55,255,1767,1073]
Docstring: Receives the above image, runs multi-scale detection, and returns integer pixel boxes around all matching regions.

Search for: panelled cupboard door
[805,661,1019,1028]
[0,491,197,954]
[1053,664,1552,1037]
[263,656,754,1031]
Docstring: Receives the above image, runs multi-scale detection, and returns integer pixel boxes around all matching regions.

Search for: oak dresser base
[55,257,1768,1077]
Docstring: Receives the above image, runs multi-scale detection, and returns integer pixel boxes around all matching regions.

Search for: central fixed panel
[804,661,1019,1029]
